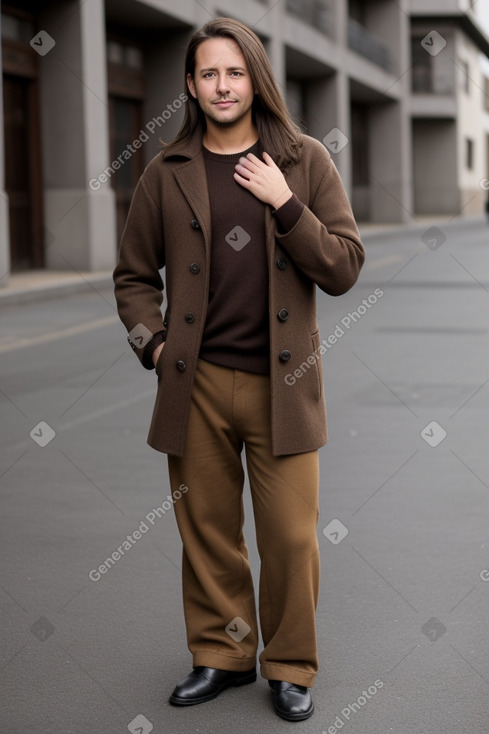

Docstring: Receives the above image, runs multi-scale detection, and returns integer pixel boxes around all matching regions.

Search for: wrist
[152,341,165,367]
[272,188,292,210]
[142,329,167,369]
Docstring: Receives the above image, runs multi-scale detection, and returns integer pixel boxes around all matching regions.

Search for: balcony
[286,0,334,38]
[347,18,393,73]
[411,36,455,95]
[411,66,455,94]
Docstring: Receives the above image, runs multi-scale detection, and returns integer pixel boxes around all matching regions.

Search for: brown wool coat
[113,127,365,457]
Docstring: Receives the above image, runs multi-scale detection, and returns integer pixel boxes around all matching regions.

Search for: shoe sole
[271,691,314,721]
[273,702,315,721]
[169,670,257,706]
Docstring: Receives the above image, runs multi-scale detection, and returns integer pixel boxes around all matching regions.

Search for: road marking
[0,315,119,354]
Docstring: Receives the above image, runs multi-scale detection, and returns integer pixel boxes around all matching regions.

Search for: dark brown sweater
[199,140,304,374]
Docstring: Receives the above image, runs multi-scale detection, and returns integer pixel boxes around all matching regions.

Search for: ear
[186,73,197,99]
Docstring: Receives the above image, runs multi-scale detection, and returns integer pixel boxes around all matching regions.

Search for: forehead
[194,37,247,69]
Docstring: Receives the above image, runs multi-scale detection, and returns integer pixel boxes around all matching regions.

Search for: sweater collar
[161,126,260,161]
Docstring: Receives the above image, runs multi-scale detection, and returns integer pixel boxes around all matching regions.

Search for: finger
[233,171,252,187]
[262,151,276,166]
[244,153,265,170]
[234,162,253,179]
[245,152,262,164]
[237,156,256,172]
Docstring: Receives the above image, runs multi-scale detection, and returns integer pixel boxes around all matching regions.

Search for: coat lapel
[163,128,211,255]
[173,156,212,255]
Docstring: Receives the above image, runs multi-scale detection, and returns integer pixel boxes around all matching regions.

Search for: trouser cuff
[260,663,317,688]
[192,649,257,671]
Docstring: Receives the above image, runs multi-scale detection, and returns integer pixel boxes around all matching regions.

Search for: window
[466,138,474,170]
[1,12,33,42]
[412,36,432,92]
[351,103,369,186]
[107,40,143,70]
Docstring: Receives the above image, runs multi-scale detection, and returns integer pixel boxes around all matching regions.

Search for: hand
[234,151,292,209]
[152,342,165,367]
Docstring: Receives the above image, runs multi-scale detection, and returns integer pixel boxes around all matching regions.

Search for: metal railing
[347,18,392,73]
[286,0,334,38]
[411,68,455,94]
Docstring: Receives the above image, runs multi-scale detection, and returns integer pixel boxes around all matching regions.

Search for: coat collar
[161,126,204,161]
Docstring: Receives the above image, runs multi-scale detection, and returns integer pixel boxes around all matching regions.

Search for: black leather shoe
[269,680,314,721]
[169,665,256,706]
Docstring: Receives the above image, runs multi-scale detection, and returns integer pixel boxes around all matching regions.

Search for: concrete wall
[455,29,487,215]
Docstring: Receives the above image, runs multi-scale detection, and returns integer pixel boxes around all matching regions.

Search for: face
[187,37,256,129]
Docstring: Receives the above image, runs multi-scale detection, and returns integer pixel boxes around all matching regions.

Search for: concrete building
[410,0,489,217]
[1,0,489,283]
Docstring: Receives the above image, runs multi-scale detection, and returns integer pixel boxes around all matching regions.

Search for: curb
[0,272,114,307]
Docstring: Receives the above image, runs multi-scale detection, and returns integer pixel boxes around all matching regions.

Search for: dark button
[189,263,200,274]
[190,219,201,229]
[278,309,289,322]
[279,350,291,362]
[276,257,288,270]
[176,360,186,372]
[184,313,195,324]
[163,319,168,327]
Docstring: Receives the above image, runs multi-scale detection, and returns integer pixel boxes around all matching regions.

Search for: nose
[216,73,230,94]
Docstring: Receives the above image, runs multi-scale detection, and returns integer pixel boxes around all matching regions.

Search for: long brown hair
[163,17,303,170]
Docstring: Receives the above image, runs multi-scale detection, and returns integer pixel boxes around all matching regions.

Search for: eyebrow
[199,66,247,73]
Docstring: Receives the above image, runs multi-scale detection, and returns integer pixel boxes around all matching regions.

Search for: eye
[202,72,215,78]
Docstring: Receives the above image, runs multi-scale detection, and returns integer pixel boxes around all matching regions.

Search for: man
[113,17,365,722]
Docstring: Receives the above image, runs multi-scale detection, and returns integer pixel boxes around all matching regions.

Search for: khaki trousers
[167,358,320,687]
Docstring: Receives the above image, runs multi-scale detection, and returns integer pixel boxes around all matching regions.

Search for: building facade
[1,0,489,283]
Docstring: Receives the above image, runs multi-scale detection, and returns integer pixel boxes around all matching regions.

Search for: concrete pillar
[367,0,412,222]
[267,0,286,94]
[304,72,351,195]
[39,0,116,271]
[0,47,10,285]
[330,0,352,192]
[309,72,351,195]
[368,101,409,222]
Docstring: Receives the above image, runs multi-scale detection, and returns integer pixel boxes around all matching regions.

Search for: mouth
[213,100,237,109]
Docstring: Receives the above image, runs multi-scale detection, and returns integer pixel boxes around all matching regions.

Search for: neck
[202,118,259,154]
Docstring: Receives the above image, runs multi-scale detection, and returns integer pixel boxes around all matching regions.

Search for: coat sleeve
[113,168,166,368]
[274,141,365,296]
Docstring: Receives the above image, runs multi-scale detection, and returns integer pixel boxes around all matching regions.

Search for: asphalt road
[1,217,488,734]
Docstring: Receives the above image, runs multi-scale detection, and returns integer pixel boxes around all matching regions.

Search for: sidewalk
[0,215,485,306]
